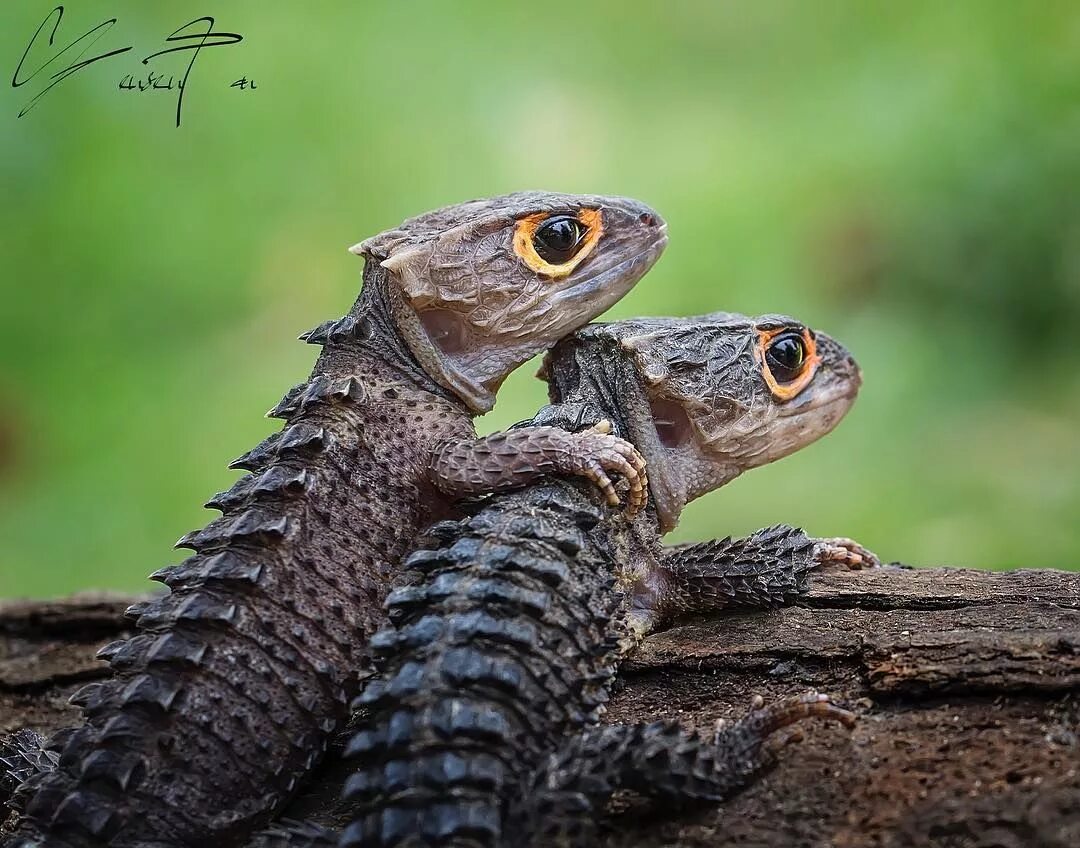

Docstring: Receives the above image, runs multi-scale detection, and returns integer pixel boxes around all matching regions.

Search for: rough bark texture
[2,566,1078,847]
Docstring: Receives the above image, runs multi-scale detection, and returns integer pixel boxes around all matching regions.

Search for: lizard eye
[759,327,820,400]
[765,333,806,384]
[512,209,603,278]
[532,216,585,264]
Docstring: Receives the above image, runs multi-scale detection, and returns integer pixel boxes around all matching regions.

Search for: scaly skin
[0,734,56,814]
[3,192,666,848]
[251,312,869,847]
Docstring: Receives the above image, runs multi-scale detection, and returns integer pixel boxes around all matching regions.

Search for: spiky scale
[298,319,335,344]
[45,787,119,837]
[94,639,127,662]
[120,673,182,711]
[94,634,156,671]
[299,314,372,345]
[266,384,306,419]
[176,510,289,551]
[277,422,327,453]
[229,510,290,541]
[330,453,833,844]
[329,375,365,403]
[150,551,264,591]
[205,474,258,511]
[146,631,207,665]
[68,682,106,709]
[253,465,310,497]
[123,600,150,621]
[77,748,147,791]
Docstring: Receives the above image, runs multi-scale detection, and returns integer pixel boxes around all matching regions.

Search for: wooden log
[2,568,1078,847]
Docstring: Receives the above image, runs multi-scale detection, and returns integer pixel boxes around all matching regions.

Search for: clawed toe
[815,537,881,570]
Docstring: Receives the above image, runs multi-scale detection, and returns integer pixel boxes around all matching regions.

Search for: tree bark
[2,567,1078,847]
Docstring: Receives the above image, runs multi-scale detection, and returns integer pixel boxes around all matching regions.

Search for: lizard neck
[547,334,687,534]
[315,264,458,406]
[346,263,498,413]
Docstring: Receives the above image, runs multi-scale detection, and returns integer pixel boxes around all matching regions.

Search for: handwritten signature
[12,6,254,127]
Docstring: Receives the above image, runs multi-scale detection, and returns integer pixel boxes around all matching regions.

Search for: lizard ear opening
[650,398,693,450]
[419,309,470,356]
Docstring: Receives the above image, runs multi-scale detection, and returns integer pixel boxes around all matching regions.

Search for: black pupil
[766,334,805,382]
[533,216,583,264]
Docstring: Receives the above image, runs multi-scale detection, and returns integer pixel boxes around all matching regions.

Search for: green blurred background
[2,2,1078,598]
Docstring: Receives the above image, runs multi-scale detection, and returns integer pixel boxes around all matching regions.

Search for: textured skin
[516,693,857,845]
[249,312,864,848]
[649,524,820,616]
[431,423,647,514]
[329,487,850,848]
[0,733,57,814]
[3,193,666,848]
[10,295,476,848]
[570,315,864,533]
[332,483,621,848]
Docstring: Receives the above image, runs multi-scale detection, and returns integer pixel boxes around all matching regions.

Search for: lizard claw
[727,690,856,744]
[814,537,881,570]
[569,425,648,517]
[741,690,857,732]
[707,691,856,778]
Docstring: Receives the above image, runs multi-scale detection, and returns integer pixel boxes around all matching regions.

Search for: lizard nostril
[638,212,657,227]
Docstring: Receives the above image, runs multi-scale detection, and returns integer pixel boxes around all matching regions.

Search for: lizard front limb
[430,424,648,515]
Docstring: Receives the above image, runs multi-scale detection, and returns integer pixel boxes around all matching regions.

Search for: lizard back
[15,286,475,848]
[340,481,623,848]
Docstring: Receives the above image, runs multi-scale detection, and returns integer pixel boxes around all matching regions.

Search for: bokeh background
[2,2,1078,597]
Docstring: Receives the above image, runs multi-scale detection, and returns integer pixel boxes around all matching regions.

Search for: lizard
[250,310,873,848]
[1,192,667,848]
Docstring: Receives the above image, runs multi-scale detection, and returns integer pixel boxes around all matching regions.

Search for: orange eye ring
[756,326,820,401]
[512,208,603,278]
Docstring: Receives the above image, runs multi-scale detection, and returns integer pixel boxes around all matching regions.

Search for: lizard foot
[814,537,881,570]
[569,421,648,516]
[715,691,856,768]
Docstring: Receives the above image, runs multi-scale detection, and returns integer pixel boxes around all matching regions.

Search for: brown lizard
[3,193,666,848]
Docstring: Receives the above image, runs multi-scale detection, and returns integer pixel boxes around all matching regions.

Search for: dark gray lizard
[252,311,869,847]
[2,193,667,848]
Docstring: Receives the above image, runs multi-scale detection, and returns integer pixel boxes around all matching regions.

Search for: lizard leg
[430,424,648,516]
[629,524,819,636]
[520,692,855,843]
[1,729,57,813]
[814,536,882,570]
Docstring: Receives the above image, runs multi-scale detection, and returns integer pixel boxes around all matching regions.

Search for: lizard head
[544,313,862,531]
[353,191,667,412]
